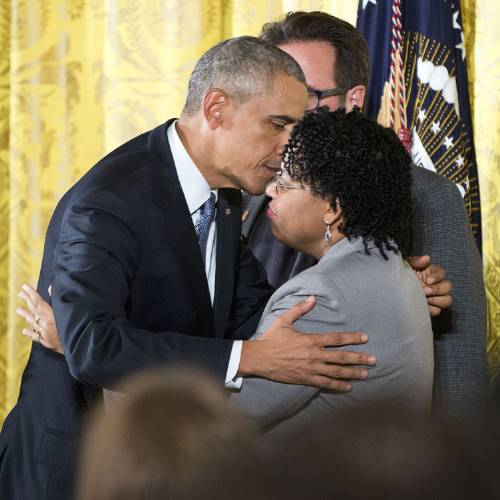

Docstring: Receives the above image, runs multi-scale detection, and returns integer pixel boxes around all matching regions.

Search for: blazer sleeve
[51,186,233,389]
[228,282,345,428]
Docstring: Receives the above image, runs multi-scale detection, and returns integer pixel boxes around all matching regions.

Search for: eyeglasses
[272,174,322,195]
[306,85,350,112]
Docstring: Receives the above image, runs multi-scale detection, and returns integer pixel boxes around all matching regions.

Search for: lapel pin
[225,208,231,215]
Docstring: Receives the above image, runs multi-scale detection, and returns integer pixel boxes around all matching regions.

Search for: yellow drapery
[462,0,500,381]
[0,1,498,423]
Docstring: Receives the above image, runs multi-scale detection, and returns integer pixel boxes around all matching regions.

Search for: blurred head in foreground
[268,407,500,500]
[76,368,259,500]
[77,371,500,500]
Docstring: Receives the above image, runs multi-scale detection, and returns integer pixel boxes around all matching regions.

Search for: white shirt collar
[167,120,217,214]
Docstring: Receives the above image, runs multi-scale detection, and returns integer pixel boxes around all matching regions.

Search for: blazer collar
[146,121,241,339]
[213,189,242,337]
[147,120,214,338]
[319,236,379,266]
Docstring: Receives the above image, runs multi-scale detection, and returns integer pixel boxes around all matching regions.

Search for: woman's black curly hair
[283,107,413,259]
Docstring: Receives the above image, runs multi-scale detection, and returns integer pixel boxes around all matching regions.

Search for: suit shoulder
[89,131,155,179]
[52,129,165,220]
[69,126,171,201]
[411,165,464,203]
[268,260,343,307]
[410,165,471,237]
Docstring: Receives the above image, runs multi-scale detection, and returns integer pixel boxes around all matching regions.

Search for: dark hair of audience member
[76,367,261,500]
[260,11,370,100]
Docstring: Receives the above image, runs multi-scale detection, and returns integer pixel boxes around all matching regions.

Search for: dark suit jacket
[242,165,488,417]
[0,120,272,500]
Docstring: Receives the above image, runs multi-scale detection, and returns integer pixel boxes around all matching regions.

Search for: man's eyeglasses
[272,174,322,195]
[306,85,350,112]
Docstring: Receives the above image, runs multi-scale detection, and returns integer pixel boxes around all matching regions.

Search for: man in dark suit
[0,36,374,500]
[243,12,488,416]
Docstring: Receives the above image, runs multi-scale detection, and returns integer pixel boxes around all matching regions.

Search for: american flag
[357,0,482,251]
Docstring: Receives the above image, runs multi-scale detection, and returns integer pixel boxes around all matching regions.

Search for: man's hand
[408,255,453,317]
[238,296,376,392]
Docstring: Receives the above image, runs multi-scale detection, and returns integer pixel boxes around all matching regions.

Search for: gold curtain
[0,0,498,424]
[462,0,500,380]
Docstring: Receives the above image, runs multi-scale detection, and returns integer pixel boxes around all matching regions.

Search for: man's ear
[202,89,227,129]
[345,84,366,112]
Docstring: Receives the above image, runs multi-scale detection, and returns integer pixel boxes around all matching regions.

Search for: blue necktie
[196,192,216,261]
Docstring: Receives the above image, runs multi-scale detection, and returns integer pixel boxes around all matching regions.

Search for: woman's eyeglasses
[272,174,322,195]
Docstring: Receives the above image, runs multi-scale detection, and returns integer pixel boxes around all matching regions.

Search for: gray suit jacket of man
[230,237,434,440]
[242,165,488,418]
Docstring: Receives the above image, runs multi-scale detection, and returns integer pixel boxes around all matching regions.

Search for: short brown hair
[76,368,259,500]
[260,11,370,91]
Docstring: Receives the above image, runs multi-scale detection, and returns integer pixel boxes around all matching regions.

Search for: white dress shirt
[167,122,242,387]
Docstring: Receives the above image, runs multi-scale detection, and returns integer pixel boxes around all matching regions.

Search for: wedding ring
[32,326,42,343]
[33,316,42,343]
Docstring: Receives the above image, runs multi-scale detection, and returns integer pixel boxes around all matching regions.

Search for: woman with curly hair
[229,107,433,440]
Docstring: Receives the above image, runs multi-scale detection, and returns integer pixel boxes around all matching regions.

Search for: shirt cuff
[224,340,243,389]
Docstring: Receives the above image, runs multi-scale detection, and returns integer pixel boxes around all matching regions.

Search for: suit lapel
[213,189,242,338]
[147,121,214,338]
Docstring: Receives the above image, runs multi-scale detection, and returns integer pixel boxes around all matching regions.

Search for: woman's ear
[202,89,227,129]
[324,201,343,226]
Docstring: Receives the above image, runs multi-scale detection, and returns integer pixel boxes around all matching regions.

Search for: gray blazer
[230,237,434,440]
[242,166,488,418]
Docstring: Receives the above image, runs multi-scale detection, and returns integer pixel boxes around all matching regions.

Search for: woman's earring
[324,222,332,242]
